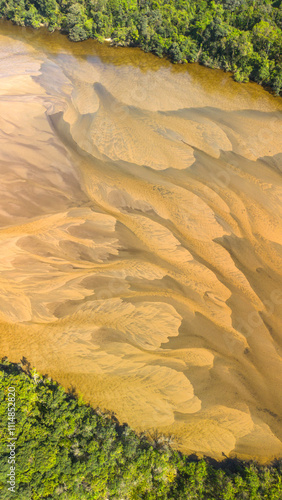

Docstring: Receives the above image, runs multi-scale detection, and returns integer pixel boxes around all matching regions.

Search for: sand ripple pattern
[0,26,282,461]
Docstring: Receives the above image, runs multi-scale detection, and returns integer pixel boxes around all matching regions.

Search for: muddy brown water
[0,20,282,461]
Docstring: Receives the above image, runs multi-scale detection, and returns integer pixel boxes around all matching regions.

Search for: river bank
[0,0,281,96]
[1,359,282,498]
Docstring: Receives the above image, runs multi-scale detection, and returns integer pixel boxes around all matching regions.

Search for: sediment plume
[0,22,282,461]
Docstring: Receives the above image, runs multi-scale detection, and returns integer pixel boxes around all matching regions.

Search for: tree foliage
[0,359,282,499]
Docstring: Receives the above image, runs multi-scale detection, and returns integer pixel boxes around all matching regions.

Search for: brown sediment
[0,20,281,462]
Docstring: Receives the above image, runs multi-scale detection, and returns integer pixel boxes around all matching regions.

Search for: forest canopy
[0,359,282,499]
[0,0,281,94]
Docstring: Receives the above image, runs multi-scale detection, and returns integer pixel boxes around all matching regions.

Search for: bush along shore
[0,358,282,499]
[0,0,282,95]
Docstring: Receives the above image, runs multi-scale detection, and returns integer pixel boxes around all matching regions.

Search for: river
[0,20,282,461]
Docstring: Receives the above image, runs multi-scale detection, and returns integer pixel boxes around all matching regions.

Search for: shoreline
[0,11,281,98]
[2,359,282,471]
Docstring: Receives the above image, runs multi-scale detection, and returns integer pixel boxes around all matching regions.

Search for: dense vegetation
[0,359,282,499]
[0,0,282,94]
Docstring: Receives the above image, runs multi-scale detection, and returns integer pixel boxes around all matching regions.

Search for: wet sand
[0,20,282,462]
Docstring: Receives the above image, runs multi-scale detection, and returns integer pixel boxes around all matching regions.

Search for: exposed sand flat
[0,22,282,462]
